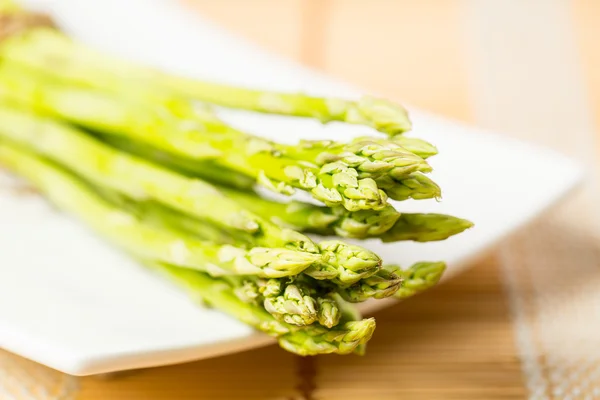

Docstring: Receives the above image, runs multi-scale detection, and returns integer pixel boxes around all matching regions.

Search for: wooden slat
[322,0,472,122]
[182,0,305,62]
[316,258,526,400]
[77,345,298,400]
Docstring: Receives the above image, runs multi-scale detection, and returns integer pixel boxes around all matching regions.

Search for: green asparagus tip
[377,172,441,201]
[240,247,322,278]
[350,96,412,135]
[257,278,283,298]
[391,135,439,159]
[319,240,381,273]
[308,240,382,285]
[337,267,403,303]
[381,213,473,243]
[278,318,376,356]
[333,205,400,238]
[263,284,318,326]
[317,297,342,328]
[394,261,447,299]
[233,279,262,305]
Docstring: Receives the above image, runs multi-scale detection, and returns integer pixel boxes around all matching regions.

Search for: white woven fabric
[468,0,600,398]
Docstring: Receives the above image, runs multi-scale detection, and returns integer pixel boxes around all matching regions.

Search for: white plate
[0,0,583,376]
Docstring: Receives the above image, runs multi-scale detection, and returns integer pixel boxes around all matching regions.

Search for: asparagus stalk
[0,142,320,277]
[219,186,471,241]
[1,29,424,182]
[150,262,375,355]
[0,69,390,211]
[151,263,289,336]
[335,267,403,303]
[304,240,381,285]
[98,179,392,304]
[218,186,400,238]
[336,261,447,302]
[106,189,402,311]
[97,135,257,190]
[0,105,389,283]
[97,187,250,246]
[0,104,319,251]
[0,26,410,136]
[98,189,343,326]
[1,52,429,190]
[284,138,431,180]
[0,65,224,160]
[104,189,403,305]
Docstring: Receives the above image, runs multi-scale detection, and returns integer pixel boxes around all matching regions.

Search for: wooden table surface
[2,1,599,399]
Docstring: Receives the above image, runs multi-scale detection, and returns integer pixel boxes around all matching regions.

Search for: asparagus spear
[218,186,400,238]
[150,262,375,355]
[335,267,403,303]
[97,135,257,190]
[104,189,401,305]
[98,189,342,326]
[96,186,250,246]
[381,213,474,243]
[316,296,342,328]
[218,186,471,241]
[337,261,447,302]
[224,276,321,326]
[0,142,320,277]
[284,138,431,180]
[0,26,410,136]
[350,135,439,159]
[1,52,429,189]
[0,70,390,212]
[1,56,429,197]
[97,178,391,302]
[263,283,318,326]
[105,186,407,303]
[151,263,289,336]
[278,317,376,356]
[0,104,318,251]
[0,65,224,160]
[0,105,389,282]
[260,278,342,328]
[220,272,343,328]
[393,262,447,299]
[105,188,401,311]
[1,28,424,180]
[376,172,442,201]
[279,291,373,356]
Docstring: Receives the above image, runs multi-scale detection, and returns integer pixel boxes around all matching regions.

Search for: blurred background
[2,0,599,399]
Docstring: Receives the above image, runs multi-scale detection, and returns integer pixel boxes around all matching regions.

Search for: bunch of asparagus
[0,2,473,356]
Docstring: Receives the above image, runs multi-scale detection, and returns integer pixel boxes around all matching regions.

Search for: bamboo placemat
[1,0,598,398]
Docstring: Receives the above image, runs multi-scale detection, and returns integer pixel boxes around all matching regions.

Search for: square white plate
[0,0,583,375]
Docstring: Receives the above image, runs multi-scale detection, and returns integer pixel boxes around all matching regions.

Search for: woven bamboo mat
[1,0,599,398]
